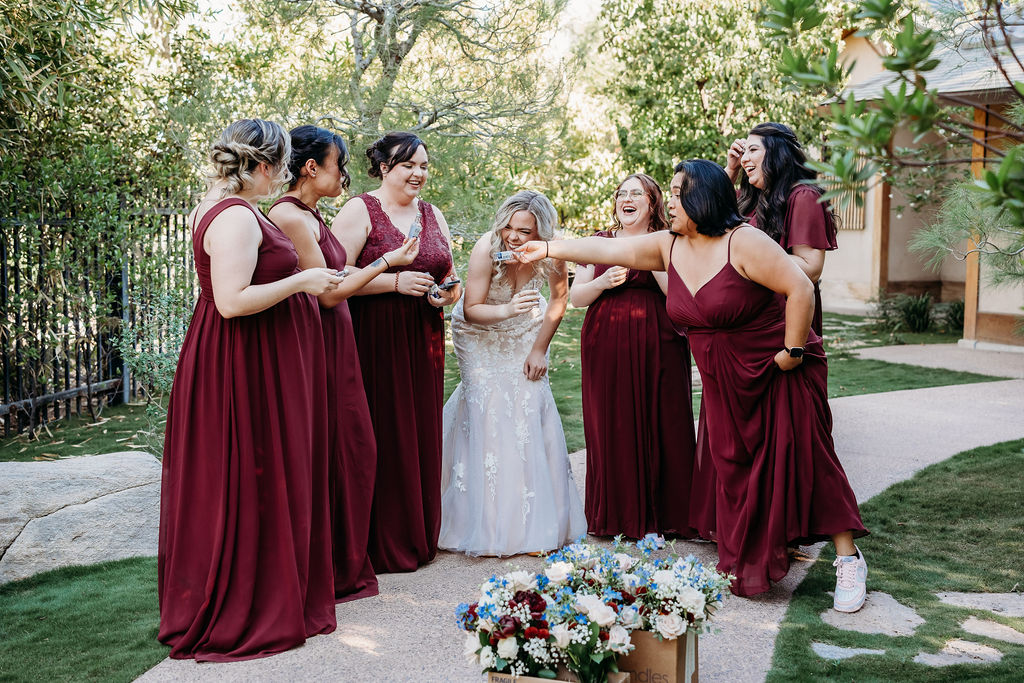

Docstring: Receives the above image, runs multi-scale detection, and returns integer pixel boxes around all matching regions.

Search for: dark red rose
[622,592,635,604]
[514,590,547,616]
[599,631,609,641]
[489,634,499,647]
[636,586,648,596]
[525,626,539,639]
[496,615,521,638]
[538,628,550,639]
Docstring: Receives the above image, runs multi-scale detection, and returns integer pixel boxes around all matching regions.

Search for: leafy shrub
[938,299,965,333]
[871,291,934,333]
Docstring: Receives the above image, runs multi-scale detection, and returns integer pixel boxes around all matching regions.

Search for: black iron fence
[1,206,195,438]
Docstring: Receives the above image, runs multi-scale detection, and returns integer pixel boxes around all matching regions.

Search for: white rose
[655,613,687,640]
[652,569,677,590]
[612,553,636,571]
[618,605,642,628]
[575,594,605,615]
[607,625,632,654]
[590,604,617,627]
[621,573,642,590]
[550,623,572,649]
[676,586,707,617]
[479,645,496,669]
[545,561,574,583]
[509,570,536,591]
[496,636,519,660]
[463,633,481,664]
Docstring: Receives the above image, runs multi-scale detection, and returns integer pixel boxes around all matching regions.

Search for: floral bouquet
[456,536,733,682]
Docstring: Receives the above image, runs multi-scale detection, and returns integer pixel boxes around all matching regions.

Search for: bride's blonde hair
[488,190,557,284]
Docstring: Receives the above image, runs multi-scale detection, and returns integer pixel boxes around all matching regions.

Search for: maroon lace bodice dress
[158,198,335,661]
[579,231,702,538]
[270,196,379,603]
[665,228,866,597]
[347,193,452,572]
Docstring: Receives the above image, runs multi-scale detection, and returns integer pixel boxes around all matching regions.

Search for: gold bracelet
[394,272,400,293]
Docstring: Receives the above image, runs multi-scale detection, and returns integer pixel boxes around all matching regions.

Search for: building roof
[844,39,1024,104]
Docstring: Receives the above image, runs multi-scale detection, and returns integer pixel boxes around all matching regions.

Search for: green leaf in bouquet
[537,669,557,679]
[495,656,508,671]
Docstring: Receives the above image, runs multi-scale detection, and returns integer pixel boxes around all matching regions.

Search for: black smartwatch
[785,346,805,358]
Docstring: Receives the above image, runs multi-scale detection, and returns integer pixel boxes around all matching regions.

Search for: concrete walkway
[139,350,1024,683]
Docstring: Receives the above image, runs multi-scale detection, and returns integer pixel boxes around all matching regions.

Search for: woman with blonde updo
[158,119,342,660]
[438,190,586,557]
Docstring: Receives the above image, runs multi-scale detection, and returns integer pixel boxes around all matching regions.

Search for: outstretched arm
[517,232,669,271]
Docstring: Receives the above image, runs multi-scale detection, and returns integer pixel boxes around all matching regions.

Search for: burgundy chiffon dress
[348,193,452,573]
[693,186,840,540]
[666,228,866,597]
[580,231,700,539]
[158,198,335,661]
[270,196,379,603]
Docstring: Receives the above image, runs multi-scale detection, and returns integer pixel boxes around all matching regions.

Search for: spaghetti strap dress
[347,193,452,573]
[579,231,700,538]
[665,227,866,597]
[694,186,840,540]
[270,196,379,603]
[158,197,335,661]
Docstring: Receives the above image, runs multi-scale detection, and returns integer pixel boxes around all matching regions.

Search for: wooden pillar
[871,173,891,292]
[963,106,987,341]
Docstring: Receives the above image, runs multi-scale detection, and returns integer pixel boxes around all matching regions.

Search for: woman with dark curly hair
[569,173,704,540]
[331,131,462,572]
[726,122,837,335]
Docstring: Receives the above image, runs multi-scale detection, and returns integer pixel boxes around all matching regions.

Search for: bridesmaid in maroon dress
[571,173,703,539]
[268,126,420,601]
[159,119,343,660]
[331,132,462,572]
[514,160,869,612]
[726,122,838,336]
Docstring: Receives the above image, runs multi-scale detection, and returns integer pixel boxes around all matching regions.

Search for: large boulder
[0,451,161,584]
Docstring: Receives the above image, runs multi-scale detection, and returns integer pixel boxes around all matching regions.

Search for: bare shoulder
[332,195,371,231]
[430,203,452,236]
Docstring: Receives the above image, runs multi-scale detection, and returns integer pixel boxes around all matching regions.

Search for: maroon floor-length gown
[693,185,840,540]
[348,193,452,573]
[158,197,336,661]
[271,196,379,603]
[580,231,700,538]
[666,228,866,597]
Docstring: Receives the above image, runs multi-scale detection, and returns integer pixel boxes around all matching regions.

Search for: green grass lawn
[0,557,164,682]
[0,403,156,463]
[769,438,1024,681]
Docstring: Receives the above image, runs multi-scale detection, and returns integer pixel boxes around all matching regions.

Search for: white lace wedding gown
[439,270,587,556]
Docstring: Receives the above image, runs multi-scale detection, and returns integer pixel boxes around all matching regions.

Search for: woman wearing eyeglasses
[569,173,708,540]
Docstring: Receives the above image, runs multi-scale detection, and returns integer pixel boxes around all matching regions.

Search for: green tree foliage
[766,0,1024,285]
[599,0,842,182]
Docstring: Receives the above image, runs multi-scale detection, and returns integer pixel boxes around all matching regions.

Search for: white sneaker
[832,547,867,613]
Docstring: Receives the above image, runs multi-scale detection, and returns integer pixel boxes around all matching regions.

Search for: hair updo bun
[365,131,426,179]
[207,119,292,198]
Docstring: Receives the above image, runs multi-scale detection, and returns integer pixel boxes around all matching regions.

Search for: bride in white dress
[439,190,587,556]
